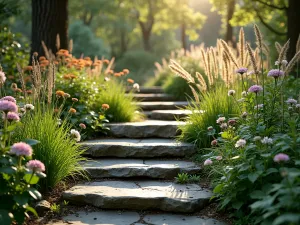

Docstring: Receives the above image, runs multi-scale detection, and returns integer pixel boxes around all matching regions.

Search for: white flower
[216,117,226,124]
[133,83,140,92]
[0,71,6,85]
[254,104,264,110]
[275,61,279,66]
[261,137,273,145]
[241,91,247,97]
[296,104,300,108]
[220,123,227,129]
[253,136,261,142]
[228,90,235,96]
[24,104,34,111]
[281,60,288,66]
[57,119,62,125]
[70,129,81,142]
[235,139,246,148]
[216,156,222,161]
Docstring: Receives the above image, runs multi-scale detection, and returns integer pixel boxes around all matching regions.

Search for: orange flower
[102,104,110,110]
[108,70,114,74]
[63,74,71,80]
[26,90,33,95]
[69,108,76,114]
[24,66,33,71]
[65,58,71,63]
[70,74,77,79]
[103,59,109,64]
[123,69,129,75]
[54,61,59,65]
[54,108,60,113]
[127,78,134,84]
[56,90,65,97]
[15,88,23,93]
[114,73,121,77]
[119,72,124,76]
[39,56,46,61]
[84,57,91,61]
[66,63,72,68]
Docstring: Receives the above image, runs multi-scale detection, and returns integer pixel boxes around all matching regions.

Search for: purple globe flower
[248,85,263,93]
[3,112,20,122]
[274,153,290,163]
[0,100,18,113]
[9,142,33,157]
[204,159,213,166]
[286,98,297,105]
[236,67,248,75]
[1,96,16,104]
[267,69,284,78]
[26,160,45,172]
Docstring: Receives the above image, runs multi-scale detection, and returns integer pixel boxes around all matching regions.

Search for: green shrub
[13,106,86,191]
[178,84,240,149]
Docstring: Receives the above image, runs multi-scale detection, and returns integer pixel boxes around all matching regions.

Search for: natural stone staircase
[51,87,226,225]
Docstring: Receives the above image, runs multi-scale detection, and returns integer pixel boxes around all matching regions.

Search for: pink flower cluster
[26,160,45,172]
[9,142,32,157]
[0,100,18,113]
[248,85,263,94]
[273,153,289,163]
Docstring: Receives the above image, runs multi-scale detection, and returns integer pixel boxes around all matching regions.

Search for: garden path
[48,87,226,225]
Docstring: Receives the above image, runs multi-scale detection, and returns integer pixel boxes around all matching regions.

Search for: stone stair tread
[126,86,164,94]
[82,138,195,158]
[135,101,188,110]
[150,109,192,120]
[127,93,175,101]
[107,120,185,138]
[63,180,212,213]
[48,210,227,225]
[82,158,200,179]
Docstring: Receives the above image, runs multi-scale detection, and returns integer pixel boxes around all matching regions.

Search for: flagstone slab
[128,93,176,101]
[63,181,212,213]
[135,101,188,110]
[143,214,227,225]
[82,159,200,179]
[107,120,185,138]
[126,86,164,94]
[150,109,192,120]
[48,210,140,225]
[83,138,195,158]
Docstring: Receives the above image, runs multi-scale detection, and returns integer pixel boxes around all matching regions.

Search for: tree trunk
[139,22,152,52]
[31,0,68,58]
[287,0,300,61]
[181,23,187,53]
[120,29,128,56]
[225,0,235,45]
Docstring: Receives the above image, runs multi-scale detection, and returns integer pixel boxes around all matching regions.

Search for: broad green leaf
[265,168,278,176]
[0,167,17,174]
[0,210,13,225]
[23,139,40,146]
[232,201,243,210]
[23,174,39,184]
[250,190,265,199]
[273,213,300,225]
[248,172,260,183]
[13,194,29,206]
[26,206,38,217]
[213,184,224,194]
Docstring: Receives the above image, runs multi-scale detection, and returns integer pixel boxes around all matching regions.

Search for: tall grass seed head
[9,142,33,157]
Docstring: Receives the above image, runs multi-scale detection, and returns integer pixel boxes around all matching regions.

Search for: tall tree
[31,0,68,57]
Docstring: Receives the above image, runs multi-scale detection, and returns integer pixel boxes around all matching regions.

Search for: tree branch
[255,9,287,36]
[253,0,287,10]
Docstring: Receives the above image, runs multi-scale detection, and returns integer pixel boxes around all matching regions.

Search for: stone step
[128,93,176,101]
[135,101,188,111]
[147,109,192,121]
[83,138,195,158]
[107,120,185,138]
[63,180,212,213]
[126,86,164,94]
[82,159,200,179]
[48,210,226,225]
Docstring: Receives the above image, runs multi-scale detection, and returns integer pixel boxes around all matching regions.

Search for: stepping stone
[135,101,188,110]
[143,214,227,225]
[128,93,176,101]
[107,120,185,138]
[150,109,192,120]
[48,210,140,225]
[63,180,212,213]
[126,86,164,94]
[82,138,195,158]
[82,159,200,179]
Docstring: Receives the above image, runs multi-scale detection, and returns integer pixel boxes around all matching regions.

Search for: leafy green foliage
[175,173,189,184]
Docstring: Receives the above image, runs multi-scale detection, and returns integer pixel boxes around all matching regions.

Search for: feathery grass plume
[69,39,73,53]
[278,39,290,62]
[169,60,195,83]
[246,43,258,74]
[16,64,27,98]
[210,47,218,78]
[254,48,261,68]
[262,42,270,56]
[285,50,300,74]
[238,27,245,66]
[275,42,282,54]
[220,39,239,68]
[47,64,54,104]
[206,49,213,85]
[254,24,263,49]
[56,34,60,51]
[189,85,200,103]
[41,41,50,60]
[200,48,209,78]
[222,53,230,86]
[195,72,207,91]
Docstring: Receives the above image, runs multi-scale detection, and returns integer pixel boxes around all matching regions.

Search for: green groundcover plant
[199,26,300,225]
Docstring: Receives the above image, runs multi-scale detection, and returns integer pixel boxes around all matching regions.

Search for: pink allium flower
[216,156,222,161]
[3,112,20,122]
[286,98,297,105]
[204,159,213,166]
[267,69,284,78]
[220,123,228,129]
[26,160,45,172]
[216,117,226,124]
[236,68,248,74]
[211,139,218,146]
[0,71,6,85]
[1,96,16,103]
[9,142,33,157]
[0,100,18,113]
[273,153,290,163]
[79,123,86,129]
[228,119,236,126]
[248,85,263,93]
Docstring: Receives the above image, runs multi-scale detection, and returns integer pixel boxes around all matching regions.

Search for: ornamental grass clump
[199,26,300,224]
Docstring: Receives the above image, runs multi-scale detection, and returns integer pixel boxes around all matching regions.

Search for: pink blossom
[248,85,263,94]
[0,100,18,113]
[3,112,20,122]
[204,159,213,166]
[274,153,290,163]
[216,156,222,161]
[211,140,218,146]
[236,68,248,74]
[79,123,86,129]
[1,96,16,103]
[26,160,45,172]
[9,142,32,157]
